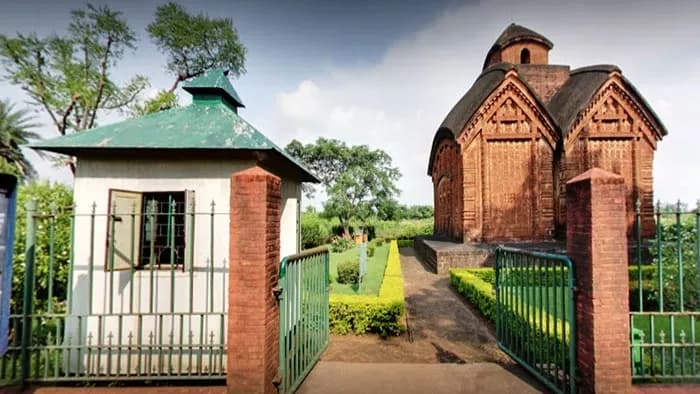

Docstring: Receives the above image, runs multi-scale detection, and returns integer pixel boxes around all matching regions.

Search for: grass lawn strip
[329,241,405,335]
[329,243,389,296]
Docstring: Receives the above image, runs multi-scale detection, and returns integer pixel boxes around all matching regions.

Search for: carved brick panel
[560,81,659,238]
[432,138,463,241]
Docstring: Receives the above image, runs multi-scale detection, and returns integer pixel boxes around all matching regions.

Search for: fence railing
[277,247,329,394]
[631,201,700,382]
[495,246,576,394]
[1,199,228,385]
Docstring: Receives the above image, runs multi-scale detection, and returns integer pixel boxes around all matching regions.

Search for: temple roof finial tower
[483,23,553,70]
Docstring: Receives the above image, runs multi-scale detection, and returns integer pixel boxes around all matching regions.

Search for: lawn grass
[502,286,572,322]
[630,313,700,379]
[630,314,699,345]
[329,243,390,296]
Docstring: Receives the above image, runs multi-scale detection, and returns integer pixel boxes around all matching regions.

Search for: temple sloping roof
[430,62,562,175]
[493,23,553,50]
[439,63,511,138]
[548,65,668,138]
[547,65,618,137]
[31,70,319,182]
[484,23,553,70]
[428,60,668,175]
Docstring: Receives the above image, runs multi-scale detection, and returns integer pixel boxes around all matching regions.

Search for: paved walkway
[298,247,545,393]
[297,362,542,394]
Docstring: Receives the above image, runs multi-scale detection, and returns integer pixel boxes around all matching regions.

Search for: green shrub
[450,267,570,364]
[449,265,659,312]
[449,270,496,322]
[396,239,413,248]
[367,244,376,257]
[461,267,495,286]
[330,237,354,253]
[13,182,73,315]
[373,218,433,240]
[331,224,354,237]
[301,212,332,249]
[330,241,405,336]
[337,260,360,284]
[632,219,699,311]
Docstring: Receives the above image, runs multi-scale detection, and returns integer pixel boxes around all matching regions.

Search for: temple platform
[413,236,565,275]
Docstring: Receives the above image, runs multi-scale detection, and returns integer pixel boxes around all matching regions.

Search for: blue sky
[1,0,700,207]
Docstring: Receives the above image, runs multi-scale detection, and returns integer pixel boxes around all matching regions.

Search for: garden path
[299,247,545,393]
[320,247,510,364]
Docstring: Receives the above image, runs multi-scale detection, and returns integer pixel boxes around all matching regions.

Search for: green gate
[495,246,576,394]
[277,247,329,394]
[630,201,700,382]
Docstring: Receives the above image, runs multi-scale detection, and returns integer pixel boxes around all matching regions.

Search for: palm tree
[0,100,39,179]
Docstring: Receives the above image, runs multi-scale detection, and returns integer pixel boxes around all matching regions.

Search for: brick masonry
[228,166,281,394]
[431,26,662,244]
[414,237,494,274]
[566,168,631,394]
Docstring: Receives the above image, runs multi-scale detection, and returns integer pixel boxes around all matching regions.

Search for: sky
[1,0,699,208]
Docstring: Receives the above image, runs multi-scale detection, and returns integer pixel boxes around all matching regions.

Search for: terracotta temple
[428,23,667,243]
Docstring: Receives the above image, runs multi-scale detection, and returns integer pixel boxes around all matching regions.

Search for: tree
[147,2,246,94]
[285,138,401,236]
[12,182,73,314]
[0,100,39,179]
[0,4,147,140]
[130,90,178,117]
[285,138,354,199]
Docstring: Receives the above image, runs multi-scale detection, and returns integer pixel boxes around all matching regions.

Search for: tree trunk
[341,218,351,239]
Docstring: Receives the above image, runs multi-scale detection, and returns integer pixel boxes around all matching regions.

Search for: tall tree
[285,138,401,236]
[0,4,147,139]
[147,2,247,94]
[0,100,39,179]
[130,90,178,117]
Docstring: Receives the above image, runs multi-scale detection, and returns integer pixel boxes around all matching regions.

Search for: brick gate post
[566,168,631,393]
[228,166,281,394]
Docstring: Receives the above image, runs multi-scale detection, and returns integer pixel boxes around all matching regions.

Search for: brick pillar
[566,168,631,394]
[228,166,281,394]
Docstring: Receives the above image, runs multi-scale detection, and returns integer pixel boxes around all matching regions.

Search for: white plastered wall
[66,157,301,374]
[280,180,301,258]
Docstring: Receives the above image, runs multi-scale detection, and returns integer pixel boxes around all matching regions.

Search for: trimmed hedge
[451,265,659,338]
[396,239,413,248]
[329,240,405,336]
[450,268,571,366]
[450,269,496,322]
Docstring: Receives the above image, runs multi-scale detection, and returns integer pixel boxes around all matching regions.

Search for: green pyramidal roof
[183,69,244,108]
[31,70,318,182]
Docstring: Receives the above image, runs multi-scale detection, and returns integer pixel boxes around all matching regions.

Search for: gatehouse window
[106,189,195,271]
[520,48,531,64]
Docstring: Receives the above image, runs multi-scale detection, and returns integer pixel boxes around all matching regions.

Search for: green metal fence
[495,246,576,394]
[1,199,227,386]
[277,247,329,394]
[631,200,700,382]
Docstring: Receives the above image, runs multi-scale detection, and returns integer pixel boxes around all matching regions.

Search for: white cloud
[272,0,700,207]
[276,80,322,122]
